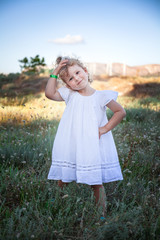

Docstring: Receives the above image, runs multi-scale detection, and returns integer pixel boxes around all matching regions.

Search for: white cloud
[49,34,84,44]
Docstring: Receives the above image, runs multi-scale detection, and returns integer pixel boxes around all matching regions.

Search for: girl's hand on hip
[99,126,107,139]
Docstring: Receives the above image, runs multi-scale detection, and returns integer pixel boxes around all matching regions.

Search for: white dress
[48,87,123,185]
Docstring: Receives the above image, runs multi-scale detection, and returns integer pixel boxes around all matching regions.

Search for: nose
[74,75,80,81]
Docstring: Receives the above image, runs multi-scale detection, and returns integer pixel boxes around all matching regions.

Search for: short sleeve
[100,90,118,109]
[57,87,71,104]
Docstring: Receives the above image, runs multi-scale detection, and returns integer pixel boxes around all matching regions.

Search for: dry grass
[92,76,160,97]
[0,77,160,126]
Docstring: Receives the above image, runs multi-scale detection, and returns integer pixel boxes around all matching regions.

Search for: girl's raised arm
[45,60,68,101]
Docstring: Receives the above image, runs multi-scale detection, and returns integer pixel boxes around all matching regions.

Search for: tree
[19,57,29,70]
[18,55,46,73]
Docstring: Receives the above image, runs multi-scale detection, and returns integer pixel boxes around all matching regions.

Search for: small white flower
[127,182,131,187]
[95,222,100,226]
[62,194,69,199]
[123,169,132,174]
[16,233,21,238]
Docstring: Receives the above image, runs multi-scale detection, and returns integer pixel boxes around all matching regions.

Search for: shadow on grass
[107,106,160,124]
[126,82,160,98]
[0,73,48,98]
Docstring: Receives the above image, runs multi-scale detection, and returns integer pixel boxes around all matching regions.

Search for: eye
[69,77,73,81]
[76,71,79,74]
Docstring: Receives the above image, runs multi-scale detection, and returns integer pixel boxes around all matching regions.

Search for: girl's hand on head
[53,60,68,75]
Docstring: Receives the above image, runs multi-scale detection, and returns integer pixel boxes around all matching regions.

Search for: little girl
[45,56,126,218]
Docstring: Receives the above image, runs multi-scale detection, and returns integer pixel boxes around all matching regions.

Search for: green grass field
[0,74,160,239]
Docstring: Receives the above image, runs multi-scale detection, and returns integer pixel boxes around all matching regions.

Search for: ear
[84,67,88,74]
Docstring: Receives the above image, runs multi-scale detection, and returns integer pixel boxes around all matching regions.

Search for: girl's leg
[58,180,69,189]
[91,184,106,217]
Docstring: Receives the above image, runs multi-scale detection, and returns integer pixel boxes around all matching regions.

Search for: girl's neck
[77,85,95,96]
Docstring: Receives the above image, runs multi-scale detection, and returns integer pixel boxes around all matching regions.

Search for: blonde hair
[55,56,92,83]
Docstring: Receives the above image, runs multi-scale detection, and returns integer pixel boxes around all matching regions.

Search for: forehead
[67,64,82,75]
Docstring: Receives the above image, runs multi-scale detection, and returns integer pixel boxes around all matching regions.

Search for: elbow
[45,91,48,98]
[45,91,50,99]
[45,87,50,98]
[121,109,126,118]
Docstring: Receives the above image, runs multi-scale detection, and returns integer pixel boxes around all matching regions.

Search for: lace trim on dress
[51,160,120,171]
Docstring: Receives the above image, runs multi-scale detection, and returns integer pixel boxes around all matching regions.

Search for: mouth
[77,80,82,85]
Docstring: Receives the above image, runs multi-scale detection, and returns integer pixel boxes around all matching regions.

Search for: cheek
[78,73,84,79]
[68,81,76,88]
[82,72,87,78]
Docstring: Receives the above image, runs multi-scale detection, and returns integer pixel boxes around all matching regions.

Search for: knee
[91,184,103,190]
[58,180,63,188]
[58,180,69,188]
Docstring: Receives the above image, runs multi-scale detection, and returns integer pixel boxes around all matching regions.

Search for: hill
[0,72,160,100]
[86,63,160,77]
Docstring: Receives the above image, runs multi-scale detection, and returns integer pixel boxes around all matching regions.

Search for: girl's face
[64,64,89,90]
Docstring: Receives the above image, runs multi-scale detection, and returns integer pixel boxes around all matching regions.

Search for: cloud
[49,34,84,44]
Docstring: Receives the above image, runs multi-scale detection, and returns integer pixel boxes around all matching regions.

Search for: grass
[0,75,160,239]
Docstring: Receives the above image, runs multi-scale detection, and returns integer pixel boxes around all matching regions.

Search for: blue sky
[0,0,160,73]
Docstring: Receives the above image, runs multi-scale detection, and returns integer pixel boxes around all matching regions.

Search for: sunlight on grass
[0,79,159,126]
[0,93,65,125]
